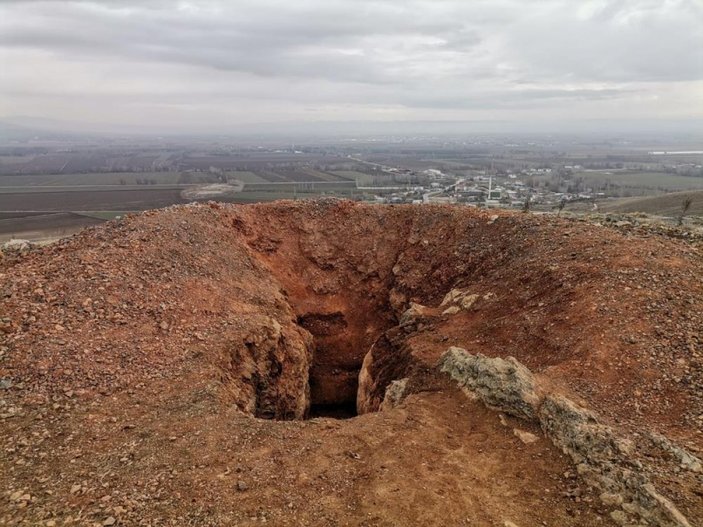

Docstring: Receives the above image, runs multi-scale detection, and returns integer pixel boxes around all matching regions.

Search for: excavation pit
[4,199,703,525]
[220,201,673,424]
[295,310,391,420]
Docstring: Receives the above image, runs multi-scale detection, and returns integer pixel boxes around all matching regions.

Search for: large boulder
[438,347,693,527]
[438,347,541,420]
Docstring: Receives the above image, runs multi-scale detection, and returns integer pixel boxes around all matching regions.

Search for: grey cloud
[502,0,703,83]
[0,1,489,84]
[0,0,701,127]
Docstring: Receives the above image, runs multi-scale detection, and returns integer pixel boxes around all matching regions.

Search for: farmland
[529,169,703,197]
[0,149,179,175]
[0,171,193,186]
[0,188,187,212]
[0,144,376,240]
[0,137,377,240]
[0,212,106,243]
[1,132,701,241]
[599,189,703,216]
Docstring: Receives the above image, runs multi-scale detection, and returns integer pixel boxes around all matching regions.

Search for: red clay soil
[1,200,702,526]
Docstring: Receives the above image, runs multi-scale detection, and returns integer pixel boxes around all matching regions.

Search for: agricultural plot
[0,188,187,212]
[599,189,703,217]
[76,211,130,220]
[179,152,341,172]
[298,167,352,182]
[242,181,355,192]
[0,211,105,242]
[0,172,210,186]
[0,151,178,175]
[225,171,268,183]
[331,170,380,185]
[255,170,294,183]
[211,180,359,204]
[526,170,703,197]
[574,171,703,192]
[221,189,359,203]
[0,185,188,194]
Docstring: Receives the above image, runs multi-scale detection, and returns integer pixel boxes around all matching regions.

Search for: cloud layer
[1,0,701,131]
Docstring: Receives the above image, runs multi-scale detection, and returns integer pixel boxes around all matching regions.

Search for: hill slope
[600,189,703,217]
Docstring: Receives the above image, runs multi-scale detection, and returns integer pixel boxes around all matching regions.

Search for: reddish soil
[1,200,702,526]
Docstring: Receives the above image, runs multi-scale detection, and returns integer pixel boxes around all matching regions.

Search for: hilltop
[1,200,702,526]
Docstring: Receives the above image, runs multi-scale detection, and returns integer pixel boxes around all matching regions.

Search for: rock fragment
[438,347,541,420]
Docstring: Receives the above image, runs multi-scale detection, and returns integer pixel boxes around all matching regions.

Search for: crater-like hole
[297,312,364,420]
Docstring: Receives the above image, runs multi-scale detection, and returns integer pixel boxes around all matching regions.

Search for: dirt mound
[1,200,702,526]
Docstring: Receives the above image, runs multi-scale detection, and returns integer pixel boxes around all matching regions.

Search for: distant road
[347,156,397,172]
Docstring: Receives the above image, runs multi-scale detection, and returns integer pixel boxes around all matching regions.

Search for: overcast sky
[0,0,702,133]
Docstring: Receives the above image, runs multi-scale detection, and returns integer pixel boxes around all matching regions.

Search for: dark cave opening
[308,401,358,420]
[304,358,362,420]
[297,311,364,420]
